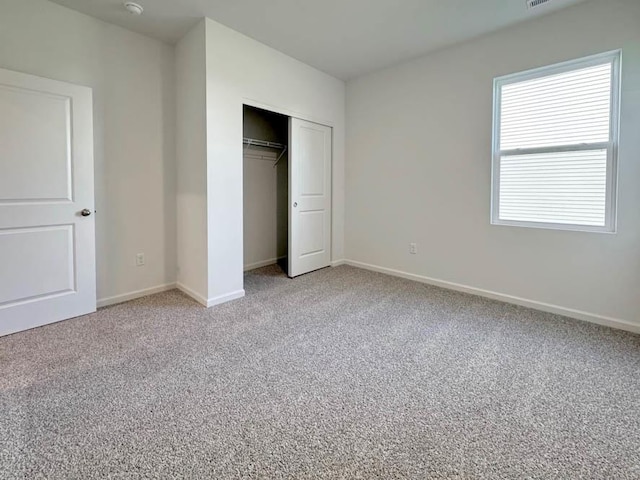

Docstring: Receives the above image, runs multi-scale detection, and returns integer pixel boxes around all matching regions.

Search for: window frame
[491,50,622,233]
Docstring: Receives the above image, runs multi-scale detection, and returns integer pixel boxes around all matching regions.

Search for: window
[491,51,621,232]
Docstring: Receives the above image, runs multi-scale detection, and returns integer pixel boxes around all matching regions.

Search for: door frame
[240,98,335,280]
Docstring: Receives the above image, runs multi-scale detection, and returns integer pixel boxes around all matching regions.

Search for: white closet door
[0,68,96,336]
[288,117,332,277]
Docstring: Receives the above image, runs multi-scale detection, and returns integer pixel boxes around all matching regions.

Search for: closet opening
[243,105,290,275]
[242,103,333,283]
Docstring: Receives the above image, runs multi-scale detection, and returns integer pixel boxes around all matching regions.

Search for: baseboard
[97,283,177,308]
[206,289,245,307]
[343,260,640,334]
[331,259,346,267]
[177,283,245,308]
[244,257,285,272]
[176,282,209,307]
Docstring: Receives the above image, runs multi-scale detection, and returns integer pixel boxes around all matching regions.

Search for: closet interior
[243,105,289,274]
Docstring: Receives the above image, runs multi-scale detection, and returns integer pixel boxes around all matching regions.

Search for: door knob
[293,202,298,208]
[80,208,92,217]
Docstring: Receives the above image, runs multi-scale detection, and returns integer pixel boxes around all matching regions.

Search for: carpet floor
[1,265,639,479]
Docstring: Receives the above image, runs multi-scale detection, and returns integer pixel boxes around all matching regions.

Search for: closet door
[288,117,332,277]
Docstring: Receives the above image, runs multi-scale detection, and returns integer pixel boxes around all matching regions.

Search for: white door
[288,118,332,277]
[0,68,96,337]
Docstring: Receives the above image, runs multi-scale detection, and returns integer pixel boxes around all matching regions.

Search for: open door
[0,68,96,336]
[288,117,332,278]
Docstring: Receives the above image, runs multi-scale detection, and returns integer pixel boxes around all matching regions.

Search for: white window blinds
[492,52,620,232]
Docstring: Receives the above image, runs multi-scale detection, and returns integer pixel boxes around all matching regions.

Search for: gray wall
[345,0,640,329]
[0,0,176,305]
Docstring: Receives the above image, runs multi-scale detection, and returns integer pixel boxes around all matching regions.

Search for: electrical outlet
[136,253,145,266]
[409,243,418,255]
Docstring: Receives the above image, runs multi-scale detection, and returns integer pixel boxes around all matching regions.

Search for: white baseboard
[331,259,346,267]
[343,260,640,334]
[244,257,285,272]
[177,283,245,308]
[206,289,245,307]
[176,282,209,307]
[97,283,177,308]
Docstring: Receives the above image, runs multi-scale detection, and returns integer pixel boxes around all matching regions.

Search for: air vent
[527,0,552,9]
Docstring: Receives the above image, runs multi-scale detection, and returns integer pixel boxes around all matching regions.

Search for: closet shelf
[243,137,285,150]
[243,137,287,167]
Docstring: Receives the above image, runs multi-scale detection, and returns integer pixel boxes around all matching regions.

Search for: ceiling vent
[527,0,552,9]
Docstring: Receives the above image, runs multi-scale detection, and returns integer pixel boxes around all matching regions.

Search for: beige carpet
[1,265,639,479]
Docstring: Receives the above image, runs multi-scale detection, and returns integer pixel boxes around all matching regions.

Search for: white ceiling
[48,0,589,80]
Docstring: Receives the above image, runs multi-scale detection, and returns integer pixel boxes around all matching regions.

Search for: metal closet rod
[244,152,277,161]
[243,137,285,150]
[243,137,287,167]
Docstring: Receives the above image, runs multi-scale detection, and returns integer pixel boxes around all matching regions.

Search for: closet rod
[243,137,285,150]
[244,152,277,161]
[244,146,287,168]
[243,137,287,167]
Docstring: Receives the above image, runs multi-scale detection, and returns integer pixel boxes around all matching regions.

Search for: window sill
[490,219,616,234]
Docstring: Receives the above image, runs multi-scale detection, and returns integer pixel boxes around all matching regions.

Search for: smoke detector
[124,2,143,15]
[527,0,552,8]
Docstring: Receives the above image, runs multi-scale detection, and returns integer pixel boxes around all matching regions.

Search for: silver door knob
[293,202,298,208]
[80,208,92,217]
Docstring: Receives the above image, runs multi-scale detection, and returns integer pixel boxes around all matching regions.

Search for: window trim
[491,50,621,233]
